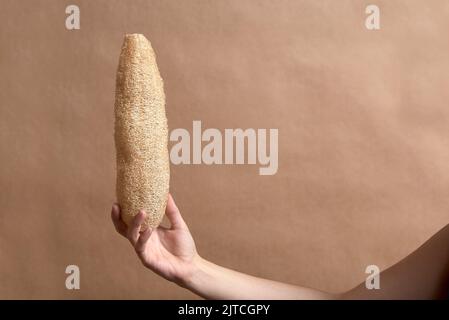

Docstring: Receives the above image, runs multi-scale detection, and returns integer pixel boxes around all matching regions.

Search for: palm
[140,226,197,282]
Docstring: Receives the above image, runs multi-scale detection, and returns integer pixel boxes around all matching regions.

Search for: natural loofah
[114,34,170,229]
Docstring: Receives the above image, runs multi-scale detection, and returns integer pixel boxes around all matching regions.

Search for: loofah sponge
[114,34,170,229]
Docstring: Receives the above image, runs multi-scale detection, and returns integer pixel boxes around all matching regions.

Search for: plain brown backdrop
[1,0,449,299]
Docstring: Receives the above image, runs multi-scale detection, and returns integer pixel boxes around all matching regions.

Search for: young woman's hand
[111,194,199,286]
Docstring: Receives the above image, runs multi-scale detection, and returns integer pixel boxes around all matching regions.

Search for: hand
[111,194,199,286]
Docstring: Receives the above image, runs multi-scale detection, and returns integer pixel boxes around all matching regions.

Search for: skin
[111,194,449,299]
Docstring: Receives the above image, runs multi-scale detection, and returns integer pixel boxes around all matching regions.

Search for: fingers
[112,205,154,257]
[111,203,127,236]
[165,193,187,230]
[127,210,146,246]
[135,227,153,254]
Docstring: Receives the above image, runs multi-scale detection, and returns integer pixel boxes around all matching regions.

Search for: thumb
[165,193,187,230]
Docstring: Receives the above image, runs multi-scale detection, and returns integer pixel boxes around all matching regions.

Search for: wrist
[177,254,207,289]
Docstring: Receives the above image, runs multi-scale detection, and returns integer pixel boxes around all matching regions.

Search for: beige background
[1,0,449,299]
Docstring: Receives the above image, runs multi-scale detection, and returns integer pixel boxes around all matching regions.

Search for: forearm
[181,255,336,300]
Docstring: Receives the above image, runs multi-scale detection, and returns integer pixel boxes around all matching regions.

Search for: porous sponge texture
[114,34,169,229]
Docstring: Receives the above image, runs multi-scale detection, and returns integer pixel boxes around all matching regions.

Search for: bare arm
[111,194,449,299]
[111,194,335,299]
[183,256,333,300]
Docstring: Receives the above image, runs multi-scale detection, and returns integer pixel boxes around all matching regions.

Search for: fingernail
[135,211,143,221]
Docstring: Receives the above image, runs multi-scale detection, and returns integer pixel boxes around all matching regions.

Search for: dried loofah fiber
[114,34,169,229]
